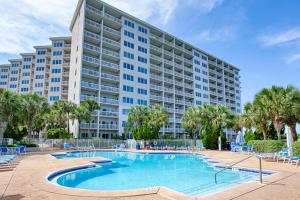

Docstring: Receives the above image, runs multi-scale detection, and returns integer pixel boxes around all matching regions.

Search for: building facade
[68,0,241,139]
[0,37,71,103]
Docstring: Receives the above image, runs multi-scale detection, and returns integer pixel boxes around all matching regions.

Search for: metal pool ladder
[214,155,263,184]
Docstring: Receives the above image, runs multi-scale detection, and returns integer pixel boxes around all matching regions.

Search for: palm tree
[21,93,49,138]
[182,106,201,143]
[52,100,76,133]
[240,102,253,131]
[148,105,168,138]
[81,98,100,137]
[70,105,90,138]
[0,89,21,138]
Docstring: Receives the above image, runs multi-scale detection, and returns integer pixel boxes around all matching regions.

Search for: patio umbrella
[235,131,245,145]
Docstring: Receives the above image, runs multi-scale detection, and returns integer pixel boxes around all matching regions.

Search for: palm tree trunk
[262,131,267,140]
[78,120,81,139]
[88,121,90,138]
[28,120,33,138]
[276,128,281,140]
[288,121,298,141]
[0,122,8,139]
[67,112,70,133]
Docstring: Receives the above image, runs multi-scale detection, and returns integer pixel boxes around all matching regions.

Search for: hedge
[248,140,286,153]
[292,141,300,156]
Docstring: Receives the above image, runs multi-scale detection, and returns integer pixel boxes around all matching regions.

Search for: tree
[52,100,76,133]
[21,93,49,138]
[126,105,167,140]
[0,89,22,138]
[70,105,90,138]
[81,98,100,137]
[182,106,201,144]
[252,95,270,140]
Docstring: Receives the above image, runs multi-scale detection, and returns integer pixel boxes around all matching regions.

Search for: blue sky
[0,0,300,105]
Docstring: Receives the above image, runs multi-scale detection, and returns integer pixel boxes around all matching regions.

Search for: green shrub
[202,128,226,150]
[47,128,72,139]
[248,140,286,153]
[3,125,27,141]
[244,130,256,144]
[292,141,300,156]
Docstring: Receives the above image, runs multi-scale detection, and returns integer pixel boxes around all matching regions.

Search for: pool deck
[0,150,300,200]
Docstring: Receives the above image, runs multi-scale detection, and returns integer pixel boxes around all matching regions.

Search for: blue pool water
[51,151,269,196]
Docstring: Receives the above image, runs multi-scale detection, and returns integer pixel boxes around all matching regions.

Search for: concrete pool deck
[0,150,300,200]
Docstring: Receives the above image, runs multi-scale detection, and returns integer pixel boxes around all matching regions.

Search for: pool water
[51,151,267,196]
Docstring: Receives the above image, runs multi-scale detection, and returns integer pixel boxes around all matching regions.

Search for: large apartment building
[0,37,71,103]
[68,0,241,139]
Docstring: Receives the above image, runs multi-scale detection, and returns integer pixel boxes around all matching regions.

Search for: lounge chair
[290,157,300,166]
[274,147,289,162]
[197,143,205,151]
[0,155,18,168]
[0,146,9,155]
[16,146,26,154]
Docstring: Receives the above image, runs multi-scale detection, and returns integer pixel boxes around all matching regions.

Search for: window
[122,121,127,127]
[138,66,147,74]
[203,94,209,99]
[196,92,202,97]
[53,42,63,47]
[202,79,208,83]
[195,76,201,81]
[201,55,208,61]
[138,36,147,44]
[50,87,60,92]
[50,96,60,101]
[12,63,19,67]
[137,99,147,106]
[123,51,134,59]
[124,30,134,39]
[194,60,200,65]
[35,83,43,87]
[196,100,202,105]
[203,86,208,91]
[22,72,30,76]
[35,91,43,96]
[37,50,46,55]
[9,84,17,88]
[0,75,8,79]
[124,19,134,28]
[122,109,129,115]
[124,40,134,49]
[123,85,134,92]
[195,84,201,89]
[195,68,201,73]
[51,77,60,82]
[138,77,147,84]
[52,60,62,65]
[10,77,17,81]
[138,46,147,54]
[122,97,133,104]
[138,88,147,95]
[35,75,44,79]
[123,73,134,81]
[36,66,45,71]
[138,56,147,64]
[51,68,61,73]
[23,57,32,62]
[37,58,45,63]
[202,71,208,75]
[11,70,18,74]
[1,68,8,72]
[194,51,200,57]
[123,62,134,70]
[202,63,207,68]
[20,88,29,92]
[53,51,62,56]
[0,82,7,85]
[23,65,31,69]
[138,26,147,34]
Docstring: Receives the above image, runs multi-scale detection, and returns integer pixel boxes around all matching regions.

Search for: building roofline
[8,59,22,62]
[0,64,10,67]
[33,45,52,49]
[49,36,72,41]
[20,53,35,56]
[69,0,240,71]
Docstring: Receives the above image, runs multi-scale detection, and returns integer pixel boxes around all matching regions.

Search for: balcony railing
[101,85,119,93]
[150,74,163,81]
[101,73,119,81]
[100,97,119,105]
[150,84,163,91]
[99,124,118,130]
[102,48,119,58]
[82,68,99,77]
[82,55,100,65]
[150,54,163,63]
[84,30,101,41]
[104,13,121,24]
[81,81,98,90]
[99,111,118,117]
[150,33,163,42]
[150,64,163,72]
[103,26,121,36]
[85,18,101,29]
[86,4,103,16]
[102,60,119,70]
[80,94,98,101]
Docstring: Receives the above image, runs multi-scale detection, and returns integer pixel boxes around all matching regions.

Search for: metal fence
[1,138,201,152]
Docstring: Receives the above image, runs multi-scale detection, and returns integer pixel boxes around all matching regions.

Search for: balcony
[150,54,162,63]
[174,63,183,69]
[164,78,173,84]
[82,68,99,78]
[104,13,121,25]
[80,94,98,101]
[175,45,184,51]
[150,84,163,91]
[184,75,193,81]
[82,55,100,66]
[150,45,162,53]
[101,85,119,93]
[164,87,174,93]
[150,64,163,72]
[99,111,118,117]
[175,99,184,105]
[175,128,185,133]
[84,30,101,43]
[86,5,103,17]
[164,59,173,66]
[150,74,163,81]
[150,94,163,101]
[61,81,68,86]
[165,107,174,113]
[164,68,173,75]
[84,43,101,55]
[150,33,163,42]
[164,40,174,47]
[175,118,182,123]
[103,37,120,49]
[101,73,119,82]
[62,72,69,77]
[102,48,119,59]
[185,101,193,106]
[80,122,97,129]
[174,54,183,61]
[102,60,119,70]
[164,97,174,103]
[185,93,194,98]
[175,81,183,87]
[164,50,173,57]
[85,18,101,31]
[184,84,193,90]
[103,26,121,37]
[184,49,193,55]
[81,81,98,90]
[100,97,119,105]
[175,108,184,114]
[184,67,193,73]
[99,124,118,130]
[174,71,183,78]
[175,90,184,96]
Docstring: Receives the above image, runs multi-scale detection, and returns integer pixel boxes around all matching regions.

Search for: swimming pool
[50,151,271,196]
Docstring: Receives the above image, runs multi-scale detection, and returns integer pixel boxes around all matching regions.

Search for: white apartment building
[0,64,10,89]
[68,0,241,139]
[0,37,71,103]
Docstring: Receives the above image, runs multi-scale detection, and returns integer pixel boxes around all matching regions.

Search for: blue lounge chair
[16,146,26,154]
[0,146,9,155]
[0,155,17,168]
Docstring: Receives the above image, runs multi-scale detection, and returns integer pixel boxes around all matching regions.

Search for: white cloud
[259,27,300,47]
[196,25,236,43]
[0,0,223,57]
[286,53,300,64]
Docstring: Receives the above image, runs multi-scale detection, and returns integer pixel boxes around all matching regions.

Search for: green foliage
[248,140,286,153]
[47,128,72,139]
[244,130,256,144]
[182,106,201,140]
[202,127,219,150]
[292,141,300,156]
[162,134,173,139]
[3,125,27,141]
[126,105,167,140]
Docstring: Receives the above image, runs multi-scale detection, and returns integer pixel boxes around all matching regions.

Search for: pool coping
[45,150,278,199]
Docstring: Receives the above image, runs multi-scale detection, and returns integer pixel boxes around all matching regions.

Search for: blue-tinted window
[50,87,60,92]
[11,70,18,74]
[20,88,29,92]
[0,82,7,85]
[51,77,60,82]
[138,46,147,54]
[195,76,201,81]
[22,72,30,76]
[37,50,46,55]
[201,55,207,61]
[194,60,200,65]
[36,66,45,71]
[138,26,148,34]
[138,66,147,74]
[195,84,201,89]
[203,86,208,91]
[196,100,202,105]
[37,58,45,63]
[203,78,208,83]
[10,77,17,81]
[35,83,43,87]
[124,51,134,59]
[9,84,17,88]
[138,56,147,64]
[122,109,129,115]
[124,30,134,39]
[122,97,133,104]
[35,75,44,79]
[138,36,147,44]
[194,52,200,57]
[138,77,147,84]
[138,88,147,95]
[202,63,207,68]
[53,51,62,56]
[53,42,63,47]
[52,60,62,65]
[124,19,134,28]
[23,65,31,69]
[23,57,32,62]
[21,80,29,84]
[124,41,134,49]
[51,68,61,73]
[0,75,8,79]
[123,74,134,81]
[50,96,60,101]
[196,92,202,97]
[137,99,147,106]
[123,85,134,92]
[123,62,134,70]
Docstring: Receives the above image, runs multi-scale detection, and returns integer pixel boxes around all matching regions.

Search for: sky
[0,0,300,105]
